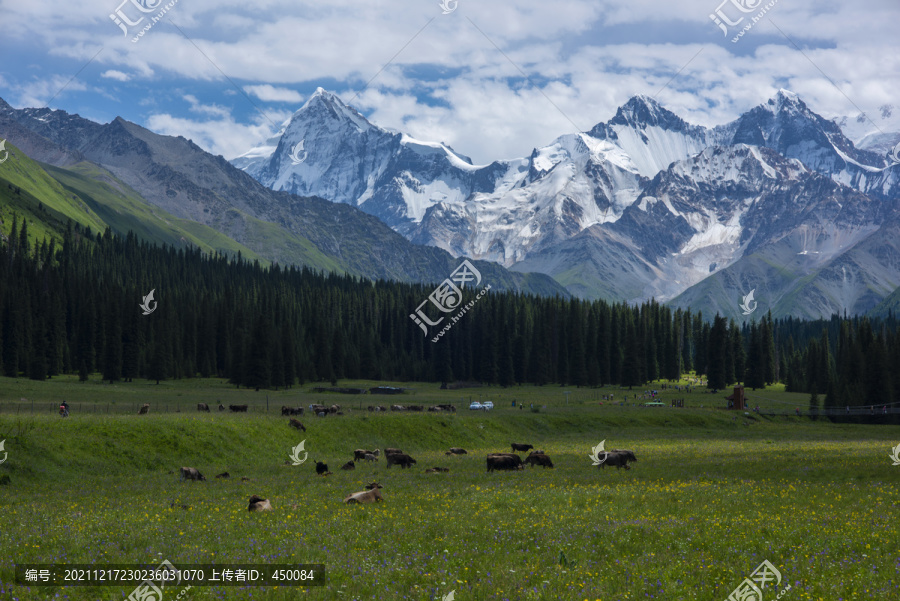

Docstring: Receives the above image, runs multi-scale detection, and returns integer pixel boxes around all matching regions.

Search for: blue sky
[1,0,897,164]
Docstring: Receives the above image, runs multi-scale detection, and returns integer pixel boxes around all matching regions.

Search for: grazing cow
[364,453,378,462]
[386,453,416,469]
[383,448,404,456]
[138,404,150,415]
[408,405,424,411]
[229,404,248,412]
[391,405,406,411]
[448,447,467,455]
[598,450,637,470]
[289,418,306,431]
[365,482,383,490]
[437,404,456,412]
[343,487,383,504]
[367,406,375,412]
[218,403,225,412]
[425,467,450,473]
[248,495,272,512]
[511,443,534,452]
[340,461,355,471]
[215,472,229,479]
[315,461,330,475]
[524,454,554,468]
[487,455,524,472]
[180,467,206,481]
[197,403,210,412]
[309,404,327,414]
[329,405,341,414]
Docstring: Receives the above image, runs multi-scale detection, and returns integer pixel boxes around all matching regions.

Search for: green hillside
[0,141,107,243]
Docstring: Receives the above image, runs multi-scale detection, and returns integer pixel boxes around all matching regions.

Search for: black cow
[229,404,248,413]
[197,403,210,412]
[487,455,524,472]
[315,461,330,475]
[340,461,355,471]
[386,453,416,469]
[511,443,534,452]
[599,450,637,470]
[448,447,467,455]
[524,454,554,468]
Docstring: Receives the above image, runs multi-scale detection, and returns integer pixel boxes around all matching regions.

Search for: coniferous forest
[2,219,900,410]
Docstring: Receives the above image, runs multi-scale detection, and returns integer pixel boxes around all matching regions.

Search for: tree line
[1,218,898,410]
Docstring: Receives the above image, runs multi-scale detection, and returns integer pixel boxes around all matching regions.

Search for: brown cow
[524,454,554,468]
[248,495,272,512]
[343,487,383,504]
[229,404,248,412]
[138,404,150,415]
[197,403,210,412]
[511,443,534,452]
[340,461,355,471]
[386,453,416,469]
[289,418,306,431]
[180,467,206,481]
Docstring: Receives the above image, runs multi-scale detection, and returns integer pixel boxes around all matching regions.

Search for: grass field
[1,375,898,600]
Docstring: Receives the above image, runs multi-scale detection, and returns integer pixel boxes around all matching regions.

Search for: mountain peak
[608,95,690,132]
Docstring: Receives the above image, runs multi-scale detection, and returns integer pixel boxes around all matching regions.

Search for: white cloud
[243,85,304,103]
[145,108,290,160]
[101,70,131,82]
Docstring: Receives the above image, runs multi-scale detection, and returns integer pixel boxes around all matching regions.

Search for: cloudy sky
[1,0,898,164]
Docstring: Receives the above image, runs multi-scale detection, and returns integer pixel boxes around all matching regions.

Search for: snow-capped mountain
[233,89,900,317]
[831,103,900,156]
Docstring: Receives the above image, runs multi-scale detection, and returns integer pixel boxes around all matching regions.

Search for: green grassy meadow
[1,375,898,600]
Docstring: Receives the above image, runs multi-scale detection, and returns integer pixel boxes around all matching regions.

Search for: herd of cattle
[176,436,638,511]
[170,405,638,511]
[138,402,461,415]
